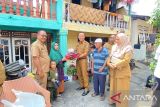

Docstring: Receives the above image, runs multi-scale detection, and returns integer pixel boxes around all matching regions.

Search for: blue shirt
[93,47,109,75]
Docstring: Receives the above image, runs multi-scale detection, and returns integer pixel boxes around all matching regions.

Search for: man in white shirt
[152,45,160,107]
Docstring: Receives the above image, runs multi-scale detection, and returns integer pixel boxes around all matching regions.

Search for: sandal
[91,93,98,97]
[100,95,105,101]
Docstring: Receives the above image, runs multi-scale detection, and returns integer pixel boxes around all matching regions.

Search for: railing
[64,3,130,30]
[0,0,57,20]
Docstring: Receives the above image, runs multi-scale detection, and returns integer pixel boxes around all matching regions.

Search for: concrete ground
[52,61,152,107]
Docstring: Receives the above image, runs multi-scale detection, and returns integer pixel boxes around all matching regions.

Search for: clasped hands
[108,63,117,69]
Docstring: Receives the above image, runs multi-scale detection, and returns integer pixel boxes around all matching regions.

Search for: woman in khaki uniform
[0,60,6,95]
[107,33,133,107]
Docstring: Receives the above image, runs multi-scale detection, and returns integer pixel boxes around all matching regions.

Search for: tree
[149,0,160,28]
[148,0,160,77]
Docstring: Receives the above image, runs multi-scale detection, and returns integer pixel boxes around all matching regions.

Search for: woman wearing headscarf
[107,33,133,107]
[49,42,66,94]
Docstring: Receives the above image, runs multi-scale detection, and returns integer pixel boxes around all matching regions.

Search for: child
[47,61,60,102]
[88,45,95,83]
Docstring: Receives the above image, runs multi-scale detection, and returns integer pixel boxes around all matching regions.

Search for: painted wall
[67,31,110,49]
[131,19,153,61]
[0,0,63,32]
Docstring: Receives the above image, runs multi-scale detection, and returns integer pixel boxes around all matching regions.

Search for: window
[72,0,81,4]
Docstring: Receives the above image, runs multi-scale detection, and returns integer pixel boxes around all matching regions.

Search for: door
[12,38,31,67]
[0,38,12,65]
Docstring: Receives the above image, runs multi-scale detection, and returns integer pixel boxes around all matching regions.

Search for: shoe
[82,90,90,96]
[100,95,105,101]
[76,87,85,90]
[91,93,99,97]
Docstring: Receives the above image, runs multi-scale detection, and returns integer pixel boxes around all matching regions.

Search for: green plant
[149,58,157,74]
[67,65,77,76]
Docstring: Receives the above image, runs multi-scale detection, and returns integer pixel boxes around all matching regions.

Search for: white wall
[131,19,152,61]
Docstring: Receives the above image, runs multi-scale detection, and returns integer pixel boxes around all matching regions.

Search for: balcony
[64,3,131,33]
[0,0,56,20]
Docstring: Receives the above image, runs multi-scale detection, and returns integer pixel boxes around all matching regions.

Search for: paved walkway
[52,61,152,107]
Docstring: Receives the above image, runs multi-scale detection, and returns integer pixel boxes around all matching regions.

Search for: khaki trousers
[35,73,48,89]
[109,75,130,107]
[76,59,89,90]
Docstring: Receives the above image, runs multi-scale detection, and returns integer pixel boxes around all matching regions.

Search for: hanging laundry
[109,0,117,12]
[103,0,111,11]
[88,0,98,3]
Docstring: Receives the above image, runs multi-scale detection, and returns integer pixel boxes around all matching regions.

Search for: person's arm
[79,43,89,58]
[32,56,43,74]
[114,51,133,69]
[99,49,109,72]
[0,60,6,85]
[91,59,94,74]
[31,45,44,77]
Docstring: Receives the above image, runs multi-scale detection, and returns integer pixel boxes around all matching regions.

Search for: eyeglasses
[41,35,47,37]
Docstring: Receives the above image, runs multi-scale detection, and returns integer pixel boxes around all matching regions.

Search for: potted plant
[67,64,78,80]
[146,58,157,88]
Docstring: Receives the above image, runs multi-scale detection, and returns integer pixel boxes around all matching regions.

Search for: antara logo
[110,92,157,103]
[110,92,122,103]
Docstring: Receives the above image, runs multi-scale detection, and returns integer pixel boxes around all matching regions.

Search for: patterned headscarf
[111,33,133,59]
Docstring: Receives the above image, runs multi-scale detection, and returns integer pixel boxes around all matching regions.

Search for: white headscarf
[111,33,133,59]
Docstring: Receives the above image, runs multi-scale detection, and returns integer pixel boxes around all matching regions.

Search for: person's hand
[99,67,104,72]
[62,57,67,62]
[37,69,44,78]
[91,68,94,74]
[39,72,44,78]
[51,79,56,82]
[108,63,116,69]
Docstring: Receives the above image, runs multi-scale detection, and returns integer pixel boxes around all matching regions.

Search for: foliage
[148,0,160,27]
[149,59,157,74]
[155,33,160,46]
[148,0,160,74]
[67,64,77,76]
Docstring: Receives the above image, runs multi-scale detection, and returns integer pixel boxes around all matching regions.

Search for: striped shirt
[93,48,109,75]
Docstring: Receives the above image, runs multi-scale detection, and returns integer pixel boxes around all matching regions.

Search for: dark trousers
[152,77,160,107]
[93,73,106,96]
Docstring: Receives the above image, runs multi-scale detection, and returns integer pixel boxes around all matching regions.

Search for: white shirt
[154,46,160,78]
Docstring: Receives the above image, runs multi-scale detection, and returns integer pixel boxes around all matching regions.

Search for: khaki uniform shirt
[110,51,133,78]
[0,60,6,95]
[76,41,89,58]
[103,42,113,55]
[31,40,50,74]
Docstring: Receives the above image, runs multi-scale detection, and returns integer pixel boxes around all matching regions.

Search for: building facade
[63,0,131,50]
[0,0,66,67]
[131,15,153,61]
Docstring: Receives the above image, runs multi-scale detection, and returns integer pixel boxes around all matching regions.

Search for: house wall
[67,31,110,49]
[0,0,63,32]
[131,19,153,61]
[116,8,127,15]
